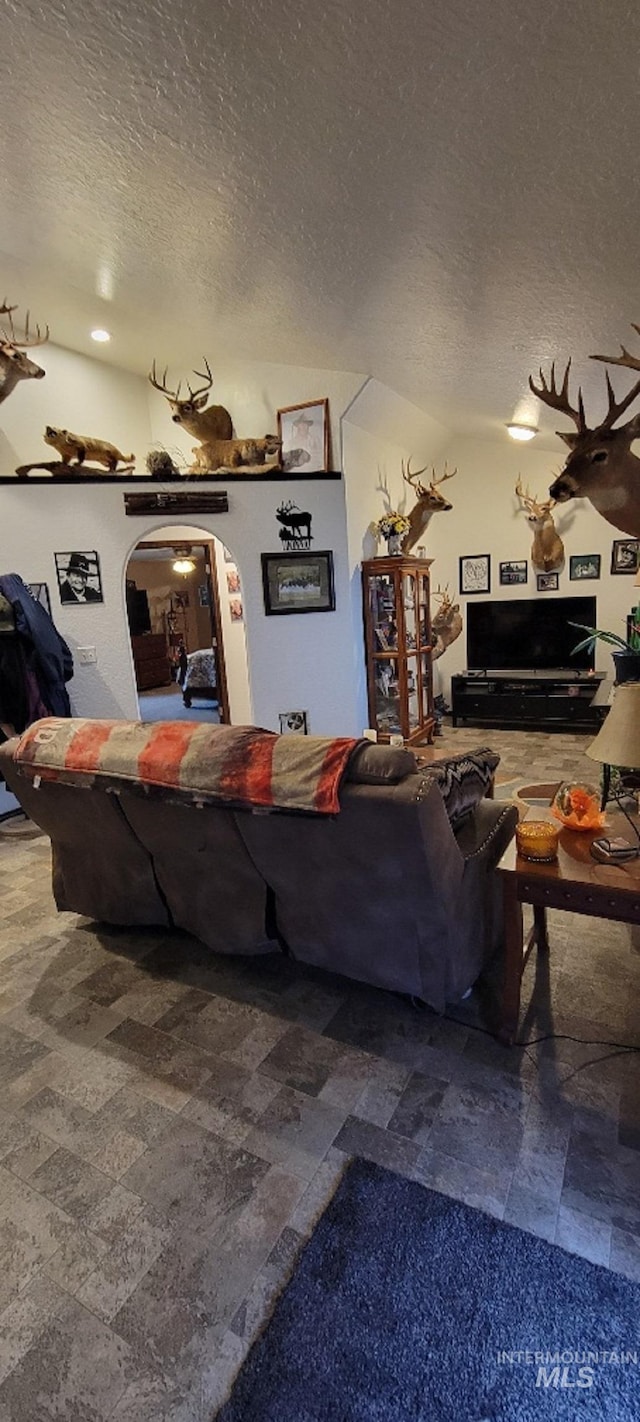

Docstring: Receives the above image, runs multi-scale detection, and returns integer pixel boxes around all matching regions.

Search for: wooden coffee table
[496,808,640,1045]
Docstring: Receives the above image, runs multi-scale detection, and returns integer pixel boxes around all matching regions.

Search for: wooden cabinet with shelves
[361,555,435,744]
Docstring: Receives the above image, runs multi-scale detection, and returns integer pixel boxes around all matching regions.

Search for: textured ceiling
[2,0,640,441]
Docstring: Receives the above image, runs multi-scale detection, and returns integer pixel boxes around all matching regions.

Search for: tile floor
[0,724,639,1419]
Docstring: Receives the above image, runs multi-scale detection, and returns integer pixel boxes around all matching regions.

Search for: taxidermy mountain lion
[44,425,134,470]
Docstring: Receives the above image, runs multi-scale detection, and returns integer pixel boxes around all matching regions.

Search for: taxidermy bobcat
[44,425,134,471]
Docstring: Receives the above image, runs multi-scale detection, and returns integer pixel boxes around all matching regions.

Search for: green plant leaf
[568,621,631,654]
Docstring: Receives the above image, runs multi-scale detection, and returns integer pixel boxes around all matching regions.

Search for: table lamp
[586,682,640,860]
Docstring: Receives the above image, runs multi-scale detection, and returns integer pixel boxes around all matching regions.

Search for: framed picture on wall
[611,538,640,574]
[536,572,559,592]
[261,550,335,615]
[277,399,330,474]
[569,554,601,581]
[54,551,103,605]
[278,710,309,735]
[499,560,527,586]
[459,554,490,596]
[27,583,51,615]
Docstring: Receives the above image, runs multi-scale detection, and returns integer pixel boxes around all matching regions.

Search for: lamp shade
[586,683,640,770]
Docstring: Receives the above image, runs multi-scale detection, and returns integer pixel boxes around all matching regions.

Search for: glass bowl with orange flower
[551,782,607,831]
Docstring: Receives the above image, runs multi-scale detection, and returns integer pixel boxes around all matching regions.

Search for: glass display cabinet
[361,555,435,744]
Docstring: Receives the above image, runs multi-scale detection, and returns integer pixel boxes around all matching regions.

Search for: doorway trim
[127,536,230,723]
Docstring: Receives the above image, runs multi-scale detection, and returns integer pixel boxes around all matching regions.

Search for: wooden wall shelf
[0,471,342,485]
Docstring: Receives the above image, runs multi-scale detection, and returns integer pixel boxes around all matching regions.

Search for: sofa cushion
[422,748,500,827]
[346,743,418,784]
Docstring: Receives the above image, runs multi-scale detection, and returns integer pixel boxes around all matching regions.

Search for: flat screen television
[125,581,151,637]
[466,596,597,672]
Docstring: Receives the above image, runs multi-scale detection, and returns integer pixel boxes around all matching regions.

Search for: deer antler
[187,358,214,402]
[0,299,17,317]
[515,477,536,510]
[401,457,430,494]
[529,359,586,433]
[0,308,49,348]
[432,583,451,605]
[590,324,640,429]
[149,361,182,402]
[430,463,457,489]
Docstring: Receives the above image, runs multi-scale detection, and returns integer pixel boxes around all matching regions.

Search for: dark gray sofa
[0,735,517,1013]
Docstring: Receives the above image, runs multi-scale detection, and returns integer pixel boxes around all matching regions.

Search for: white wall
[422,434,638,697]
[0,344,151,474]
[212,543,253,726]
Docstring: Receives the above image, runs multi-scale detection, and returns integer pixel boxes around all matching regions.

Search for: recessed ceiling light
[506,423,538,442]
[91,328,111,343]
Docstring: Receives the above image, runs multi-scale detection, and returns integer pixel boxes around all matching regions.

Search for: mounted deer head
[401,459,456,553]
[149,359,233,442]
[529,324,640,538]
[515,478,565,573]
[0,303,49,405]
[148,358,280,474]
[431,583,462,659]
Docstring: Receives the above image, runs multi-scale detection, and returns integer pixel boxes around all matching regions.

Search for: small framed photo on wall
[569,554,601,581]
[277,399,330,474]
[499,560,527,586]
[27,583,51,616]
[536,572,559,592]
[459,554,491,596]
[611,538,640,574]
[54,551,103,605]
[278,711,309,735]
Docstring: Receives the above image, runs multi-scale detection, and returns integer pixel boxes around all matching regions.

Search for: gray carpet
[218,1158,640,1421]
[136,687,220,723]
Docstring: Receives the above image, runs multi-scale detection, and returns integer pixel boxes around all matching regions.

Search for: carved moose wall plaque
[529,323,640,539]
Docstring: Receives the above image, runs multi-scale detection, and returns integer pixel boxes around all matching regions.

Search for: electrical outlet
[78,646,97,665]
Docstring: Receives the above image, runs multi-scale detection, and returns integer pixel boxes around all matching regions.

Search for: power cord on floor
[442,1011,640,1056]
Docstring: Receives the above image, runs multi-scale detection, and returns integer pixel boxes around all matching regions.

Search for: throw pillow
[346,743,418,785]
[422,748,500,827]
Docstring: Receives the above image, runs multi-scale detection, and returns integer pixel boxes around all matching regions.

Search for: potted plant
[571,605,640,684]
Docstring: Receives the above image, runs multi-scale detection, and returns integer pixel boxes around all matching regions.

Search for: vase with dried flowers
[374,511,410,556]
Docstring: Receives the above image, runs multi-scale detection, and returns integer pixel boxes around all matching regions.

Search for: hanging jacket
[0,574,74,718]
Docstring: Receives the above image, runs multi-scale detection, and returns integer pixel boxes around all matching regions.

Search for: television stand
[451,670,606,731]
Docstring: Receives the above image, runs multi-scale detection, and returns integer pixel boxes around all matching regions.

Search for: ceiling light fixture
[91,328,111,343]
[172,545,196,575]
[506,423,538,442]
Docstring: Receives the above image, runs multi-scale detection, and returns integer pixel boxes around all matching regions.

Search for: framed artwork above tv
[459,554,490,595]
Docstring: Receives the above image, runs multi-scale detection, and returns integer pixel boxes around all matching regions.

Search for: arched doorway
[124,524,251,724]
